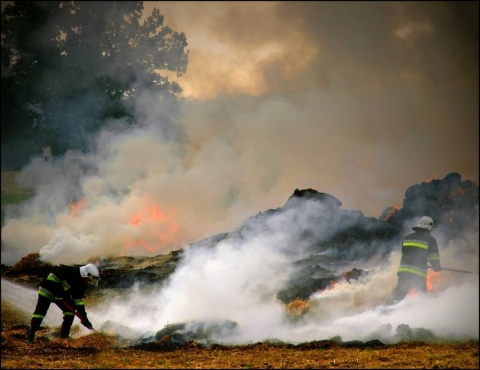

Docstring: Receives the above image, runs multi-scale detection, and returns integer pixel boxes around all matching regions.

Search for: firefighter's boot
[26,326,36,344]
[60,314,74,339]
[27,317,42,344]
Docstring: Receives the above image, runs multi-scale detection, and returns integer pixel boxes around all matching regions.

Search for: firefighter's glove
[82,320,94,330]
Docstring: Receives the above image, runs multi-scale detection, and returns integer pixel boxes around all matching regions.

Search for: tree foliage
[1,1,189,169]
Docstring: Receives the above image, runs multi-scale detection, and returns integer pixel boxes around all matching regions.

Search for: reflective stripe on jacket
[397,229,441,277]
[39,265,87,302]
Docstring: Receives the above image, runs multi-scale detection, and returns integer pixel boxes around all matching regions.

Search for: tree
[1,1,188,169]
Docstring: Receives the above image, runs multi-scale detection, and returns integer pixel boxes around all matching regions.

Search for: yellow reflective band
[61,280,71,291]
[397,267,427,278]
[403,241,428,249]
[74,300,85,306]
[64,311,74,316]
[47,273,60,283]
[38,288,55,300]
[32,314,45,319]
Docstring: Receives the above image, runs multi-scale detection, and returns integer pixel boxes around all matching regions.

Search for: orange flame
[329,280,339,289]
[404,271,442,297]
[286,299,309,317]
[129,214,142,226]
[70,198,86,218]
[123,203,179,254]
[286,298,309,317]
[407,288,418,297]
[424,175,437,183]
[452,188,470,196]
[426,271,442,293]
[383,207,398,221]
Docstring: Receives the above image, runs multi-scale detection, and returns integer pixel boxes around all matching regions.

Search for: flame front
[383,206,399,221]
[426,271,442,293]
[123,204,179,255]
[329,279,339,289]
[452,188,471,196]
[286,299,310,317]
[424,175,437,183]
[70,198,86,218]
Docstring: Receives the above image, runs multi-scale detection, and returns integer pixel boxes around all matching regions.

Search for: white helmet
[80,264,100,287]
[413,216,434,231]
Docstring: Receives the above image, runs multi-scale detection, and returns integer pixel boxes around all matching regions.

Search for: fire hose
[428,265,479,275]
[61,300,95,331]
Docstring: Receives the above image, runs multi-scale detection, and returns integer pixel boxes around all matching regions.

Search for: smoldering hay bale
[132,320,239,346]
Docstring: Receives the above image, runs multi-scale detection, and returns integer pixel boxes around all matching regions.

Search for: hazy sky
[2,1,479,265]
[147,1,479,214]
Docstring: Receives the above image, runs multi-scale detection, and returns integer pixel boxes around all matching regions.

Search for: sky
[1,1,479,265]
[147,0,479,214]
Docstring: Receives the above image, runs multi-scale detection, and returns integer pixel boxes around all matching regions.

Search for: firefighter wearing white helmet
[392,216,442,303]
[27,263,100,344]
[80,263,100,287]
[415,216,435,231]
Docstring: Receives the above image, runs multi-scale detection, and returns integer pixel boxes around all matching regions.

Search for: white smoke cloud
[291,277,479,343]
[84,239,478,345]
[3,200,477,344]
[80,205,478,345]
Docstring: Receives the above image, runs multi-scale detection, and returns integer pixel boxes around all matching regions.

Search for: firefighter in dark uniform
[392,216,442,303]
[27,263,100,344]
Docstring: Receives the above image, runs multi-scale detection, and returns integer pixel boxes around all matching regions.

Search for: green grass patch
[1,171,34,226]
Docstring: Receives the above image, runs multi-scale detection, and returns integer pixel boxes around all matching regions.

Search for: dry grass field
[2,299,478,369]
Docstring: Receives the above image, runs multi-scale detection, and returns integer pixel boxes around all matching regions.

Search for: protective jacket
[27,264,94,344]
[38,265,89,321]
[397,229,442,278]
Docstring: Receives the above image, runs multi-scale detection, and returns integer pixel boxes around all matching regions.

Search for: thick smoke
[2,2,478,265]
[83,197,477,344]
[2,192,478,344]
[1,107,291,264]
